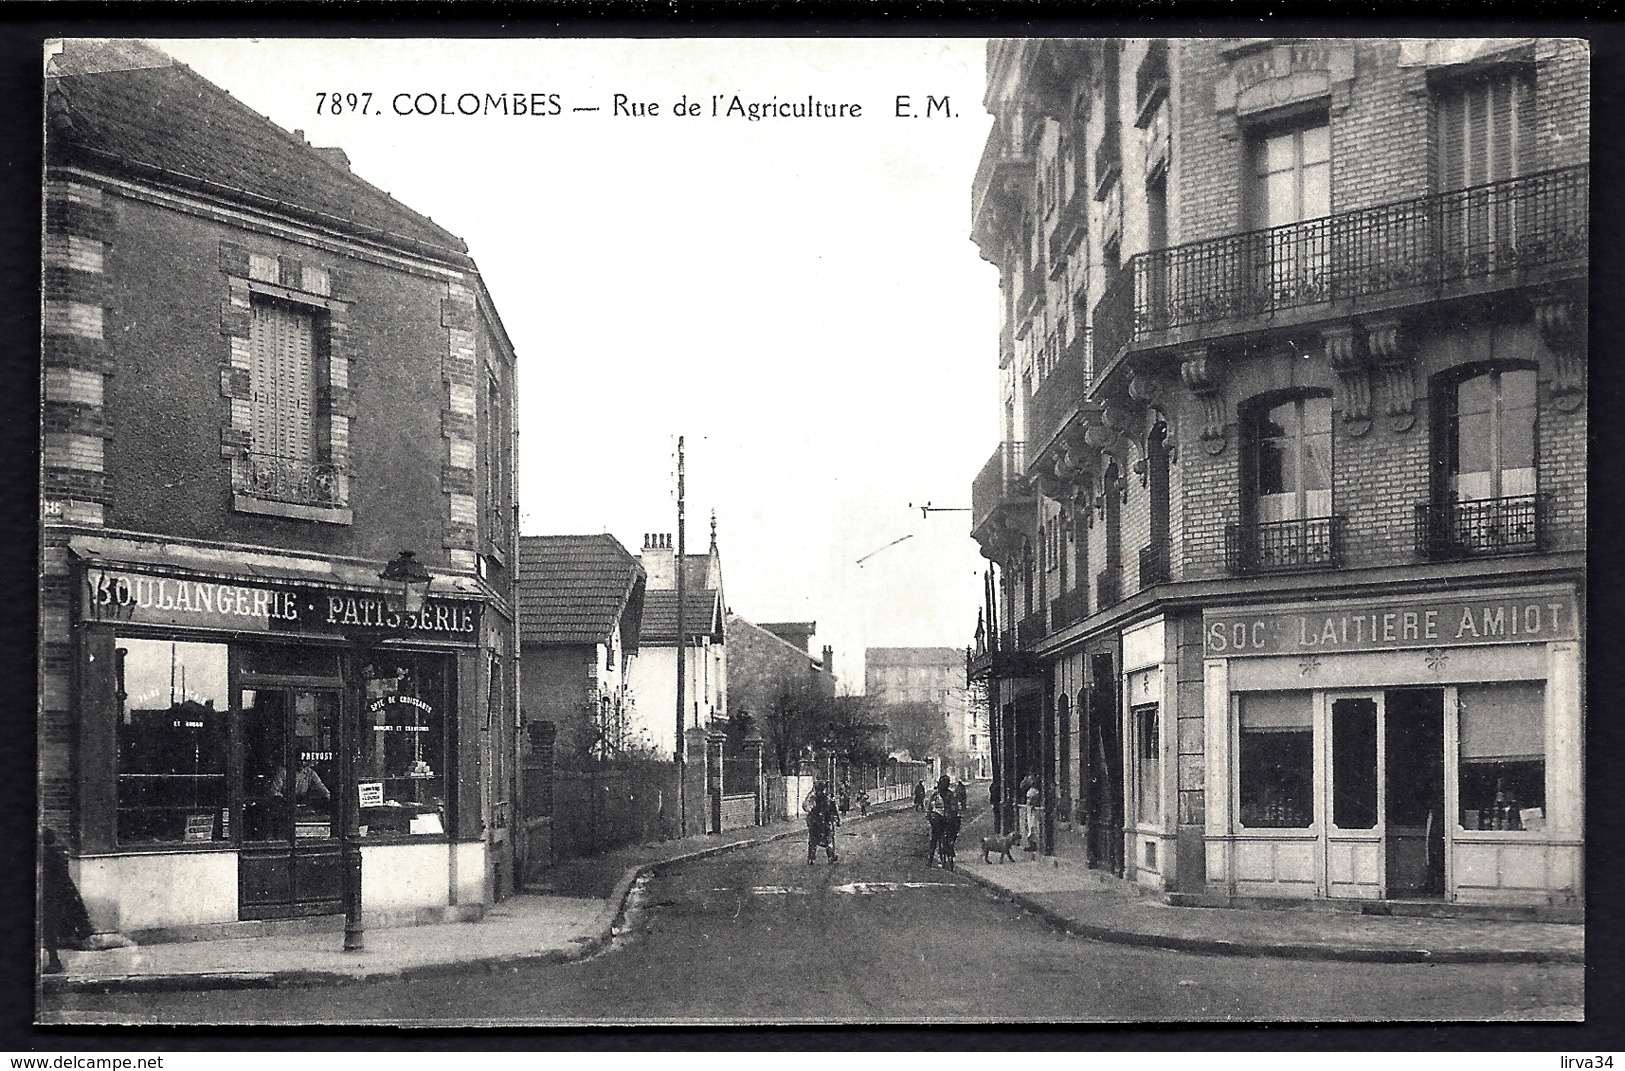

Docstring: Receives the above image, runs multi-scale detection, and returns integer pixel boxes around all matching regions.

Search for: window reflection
[115,638,230,844]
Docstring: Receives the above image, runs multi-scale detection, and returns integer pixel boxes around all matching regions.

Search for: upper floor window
[1250,121,1330,231]
[1421,365,1539,558]
[237,297,341,510]
[1233,392,1338,572]
[1434,71,1533,192]
[1249,393,1332,523]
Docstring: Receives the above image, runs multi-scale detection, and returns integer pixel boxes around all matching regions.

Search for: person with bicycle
[926,774,961,868]
[802,779,840,864]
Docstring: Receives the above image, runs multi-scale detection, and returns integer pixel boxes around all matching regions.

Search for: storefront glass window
[357,655,449,836]
[1458,681,1545,831]
[1238,692,1314,829]
[1331,697,1378,829]
[115,638,230,844]
[1134,705,1160,824]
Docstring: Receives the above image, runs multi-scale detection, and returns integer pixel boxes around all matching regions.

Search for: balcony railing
[1096,566,1122,610]
[1027,328,1094,459]
[1050,586,1089,631]
[1226,516,1344,573]
[233,452,346,507]
[971,441,1031,535]
[1017,609,1048,648]
[1094,164,1589,367]
[1138,537,1171,589]
[1414,495,1544,559]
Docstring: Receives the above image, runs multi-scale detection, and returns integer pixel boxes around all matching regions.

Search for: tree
[878,699,952,764]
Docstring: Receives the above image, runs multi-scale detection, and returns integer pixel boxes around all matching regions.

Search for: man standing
[802,780,840,865]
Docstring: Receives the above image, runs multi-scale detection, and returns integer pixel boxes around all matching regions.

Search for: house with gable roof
[627,524,727,760]
[41,39,520,946]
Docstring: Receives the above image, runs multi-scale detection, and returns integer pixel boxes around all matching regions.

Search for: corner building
[968,38,1585,909]
[41,41,521,941]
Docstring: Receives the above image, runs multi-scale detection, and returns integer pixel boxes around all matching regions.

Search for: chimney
[642,532,677,589]
[822,645,834,674]
[313,146,351,170]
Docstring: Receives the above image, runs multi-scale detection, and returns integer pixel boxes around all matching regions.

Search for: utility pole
[675,436,686,836]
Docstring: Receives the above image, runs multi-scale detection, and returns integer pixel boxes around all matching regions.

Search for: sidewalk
[38,804,839,995]
[41,800,1582,995]
[951,810,1584,965]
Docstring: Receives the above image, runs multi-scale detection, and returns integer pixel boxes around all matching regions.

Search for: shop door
[1085,652,1124,876]
[239,687,346,919]
[1384,688,1445,898]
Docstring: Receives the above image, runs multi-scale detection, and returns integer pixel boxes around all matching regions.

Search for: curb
[43,803,911,996]
[953,867,1585,965]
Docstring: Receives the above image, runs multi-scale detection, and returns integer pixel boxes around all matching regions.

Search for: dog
[980,831,1021,864]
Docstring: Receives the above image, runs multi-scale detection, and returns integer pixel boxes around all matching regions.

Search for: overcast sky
[151,38,999,690]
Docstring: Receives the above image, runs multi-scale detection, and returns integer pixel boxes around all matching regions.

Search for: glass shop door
[239,687,346,919]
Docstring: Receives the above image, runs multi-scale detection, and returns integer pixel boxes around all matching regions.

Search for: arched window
[1235,391,1336,571]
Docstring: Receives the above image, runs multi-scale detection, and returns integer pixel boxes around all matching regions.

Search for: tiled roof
[641,589,723,644]
[47,39,471,265]
[518,535,645,648]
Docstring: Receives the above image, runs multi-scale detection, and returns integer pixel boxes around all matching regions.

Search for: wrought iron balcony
[1096,566,1122,610]
[1226,516,1344,574]
[971,120,1035,243]
[1414,495,1544,559]
[1094,165,1589,369]
[1027,328,1094,463]
[971,441,1033,538]
[1050,586,1089,631]
[233,451,346,507]
[1138,537,1171,589]
[1017,609,1048,649]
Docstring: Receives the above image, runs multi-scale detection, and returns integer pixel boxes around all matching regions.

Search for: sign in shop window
[1237,692,1314,829]
[358,660,448,836]
[1458,681,1545,831]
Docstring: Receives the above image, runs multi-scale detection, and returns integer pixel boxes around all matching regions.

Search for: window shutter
[1435,72,1532,191]
[249,302,315,461]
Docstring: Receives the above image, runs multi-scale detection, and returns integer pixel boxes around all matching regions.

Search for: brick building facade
[41,40,521,944]
[968,38,1586,908]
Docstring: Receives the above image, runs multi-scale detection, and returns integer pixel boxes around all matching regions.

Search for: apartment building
[968,38,1586,909]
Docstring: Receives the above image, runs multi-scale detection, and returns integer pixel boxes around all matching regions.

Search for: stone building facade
[41,40,520,943]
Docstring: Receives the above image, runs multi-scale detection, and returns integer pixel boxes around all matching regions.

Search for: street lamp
[341,549,433,953]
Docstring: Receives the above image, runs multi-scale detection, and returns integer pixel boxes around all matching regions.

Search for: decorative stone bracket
[1179,345,1228,454]
[1365,317,1415,433]
[1536,293,1585,413]
[1324,323,1371,437]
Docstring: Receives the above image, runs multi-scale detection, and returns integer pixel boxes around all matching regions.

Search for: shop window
[1133,704,1160,824]
[1458,681,1545,831]
[115,639,230,845]
[1331,696,1378,829]
[1237,691,1314,829]
[357,656,450,837]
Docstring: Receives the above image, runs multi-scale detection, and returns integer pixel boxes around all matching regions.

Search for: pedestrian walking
[954,779,968,809]
[40,828,92,974]
[1022,777,1042,854]
[912,780,926,811]
[802,780,840,864]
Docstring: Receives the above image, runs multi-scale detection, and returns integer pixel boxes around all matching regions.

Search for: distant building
[727,615,836,774]
[865,647,986,779]
[626,525,726,758]
[41,39,521,942]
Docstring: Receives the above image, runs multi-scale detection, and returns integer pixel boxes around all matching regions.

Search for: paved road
[43,809,1583,1026]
